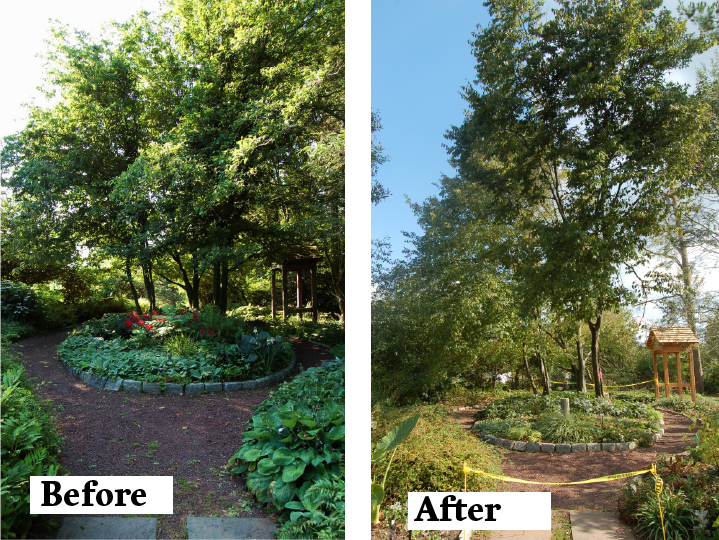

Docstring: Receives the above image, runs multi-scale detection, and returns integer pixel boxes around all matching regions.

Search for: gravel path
[451,407,698,511]
[13,330,334,539]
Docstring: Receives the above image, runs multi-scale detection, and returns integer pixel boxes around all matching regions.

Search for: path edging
[452,406,666,453]
[60,350,296,395]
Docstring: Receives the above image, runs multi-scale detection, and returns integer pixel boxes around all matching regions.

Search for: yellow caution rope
[462,462,666,538]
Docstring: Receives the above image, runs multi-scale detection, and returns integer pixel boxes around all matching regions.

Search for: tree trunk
[126,259,142,313]
[588,314,604,398]
[523,344,538,394]
[576,325,587,393]
[671,195,705,393]
[220,260,229,315]
[213,261,221,309]
[536,349,550,395]
[142,262,156,313]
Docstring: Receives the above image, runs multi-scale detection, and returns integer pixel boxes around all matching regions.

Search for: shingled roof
[646,326,699,349]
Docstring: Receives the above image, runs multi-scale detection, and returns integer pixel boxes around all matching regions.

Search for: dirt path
[13,330,334,539]
[451,407,698,511]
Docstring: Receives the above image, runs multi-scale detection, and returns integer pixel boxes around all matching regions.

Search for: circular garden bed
[471,393,665,453]
[57,309,295,395]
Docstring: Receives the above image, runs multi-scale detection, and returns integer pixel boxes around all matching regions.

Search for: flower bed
[57,309,294,392]
[472,393,664,451]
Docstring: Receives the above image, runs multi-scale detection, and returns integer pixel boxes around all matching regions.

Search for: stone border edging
[654,406,703,426]
[453,407,666,453]
[60,350,296,396]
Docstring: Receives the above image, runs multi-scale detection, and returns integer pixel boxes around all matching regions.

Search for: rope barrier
[462,462,666,540]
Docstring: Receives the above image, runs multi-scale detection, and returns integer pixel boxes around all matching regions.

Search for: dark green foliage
[618,458,719,538]
[533,414,600,444]
[230,360,345,539]
[1,281,41,323]
[371,405,502,504]
[1,342,64,539]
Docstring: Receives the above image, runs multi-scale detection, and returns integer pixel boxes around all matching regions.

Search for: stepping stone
[187,517,277,539]
[57,517,157,539]
[570,511,634,540]
[486,530,551,539]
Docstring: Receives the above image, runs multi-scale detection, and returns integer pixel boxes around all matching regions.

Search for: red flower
[200,326,206,334]
[124,320,133,329]
[152,310,158,316]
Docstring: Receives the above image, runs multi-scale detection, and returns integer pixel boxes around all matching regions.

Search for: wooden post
[297,271,303,321]
[662,351,670,397]
[560,398,570,415]
[652,351,659,399]
[271,269,277,319]
[310,267,318,323]
[675,352,683,397]
[688,347,696,402]
[281,265,288,321]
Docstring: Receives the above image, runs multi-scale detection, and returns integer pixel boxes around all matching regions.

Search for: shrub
[534,413,601,444]
[634,489,694,540]
[230,359,345,539]
[1,281,42,323]
[1,347,64,539]
[371,405,502,504]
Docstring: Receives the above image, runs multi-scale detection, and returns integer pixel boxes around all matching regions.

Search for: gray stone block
[602,442,617,451]
[658,428,665,436]
[205,382,223,393]
[556,444,571,454]
[540,443,555,453]
[484,435,499,445]
[104,378,123,391]
[80,371,92,384]
[224,381,244,392]
[497,438,514,450]
[526,442,541,453]
[185,383,205,395]
[616,442,630,451]
[123,380,142,393]
[164,383,183,395]
[244,380,258,390]
[513,441,527,452]
[628,441,638,450]
[142,382,161,394]
[586,443,601,452]
[58,517,157,539]
[571,443,586,453]
[90,375,108,389]
[187,517,276,540]
[652,433,661,442]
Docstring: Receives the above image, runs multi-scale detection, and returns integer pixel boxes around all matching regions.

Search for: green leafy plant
[371,414,420,524]
[634,490,694,540]
[230,360,344,539]
[239,329,292,374]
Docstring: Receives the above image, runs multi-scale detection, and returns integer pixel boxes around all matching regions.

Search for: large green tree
[446,0,711,397]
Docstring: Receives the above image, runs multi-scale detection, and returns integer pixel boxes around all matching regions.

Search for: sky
[0,0,162,139]
[371,0,718,328]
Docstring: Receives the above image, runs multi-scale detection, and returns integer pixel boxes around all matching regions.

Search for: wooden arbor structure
[645,326,698,402]
[271,258,320,323]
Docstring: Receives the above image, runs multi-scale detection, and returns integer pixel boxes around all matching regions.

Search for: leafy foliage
[230,359,345,539]
[1,343,64,539]
[371,405,502,505]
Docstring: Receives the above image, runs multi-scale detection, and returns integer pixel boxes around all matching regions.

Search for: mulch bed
[13,330,334,539]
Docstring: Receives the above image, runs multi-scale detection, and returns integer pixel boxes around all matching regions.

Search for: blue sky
[371,0,718,326]
[371,0,491,259]
[371,0,715,259]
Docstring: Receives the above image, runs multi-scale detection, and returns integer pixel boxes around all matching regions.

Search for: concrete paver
[186,517,277,539]
[486,530,552,539]
[57,517,157,539]
[570,511,635,540]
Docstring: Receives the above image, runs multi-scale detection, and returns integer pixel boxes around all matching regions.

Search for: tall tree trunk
[213,261,221,309]
[671,195,705,393]
[536,349,550,395]
[142,262,156,313]
[126,258,142,313]
[220,260,229,315]
[576,325,587,392]
[588,314,604,398]
[523,344,538,394]
[192,268,201,309]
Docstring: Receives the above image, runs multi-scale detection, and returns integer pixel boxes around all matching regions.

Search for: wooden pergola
[270,258,321,323]
[645,326,698,402]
